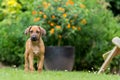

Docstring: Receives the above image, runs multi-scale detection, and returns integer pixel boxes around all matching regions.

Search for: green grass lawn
[0,68,120,80]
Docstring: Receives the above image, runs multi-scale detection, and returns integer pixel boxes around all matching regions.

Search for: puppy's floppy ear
[39,27,46,36]
[24,26,32,35]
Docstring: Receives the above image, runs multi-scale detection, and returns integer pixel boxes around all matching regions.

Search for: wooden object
[98,37,120,74]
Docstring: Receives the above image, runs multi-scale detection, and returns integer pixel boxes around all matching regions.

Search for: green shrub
[0,0,34,66]
[73,0,120,71]
[0,12,33,66]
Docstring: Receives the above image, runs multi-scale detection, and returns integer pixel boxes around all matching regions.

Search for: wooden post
[98,37,120,74]
[98,47,119,74]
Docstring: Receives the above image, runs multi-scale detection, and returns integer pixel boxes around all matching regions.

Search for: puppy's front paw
[38,68,42,73]
[29,66,35,72]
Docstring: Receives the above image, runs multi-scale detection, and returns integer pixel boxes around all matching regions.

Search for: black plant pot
[44,46,75,71]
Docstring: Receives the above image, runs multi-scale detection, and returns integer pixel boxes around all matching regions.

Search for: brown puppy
[24,25,46,72]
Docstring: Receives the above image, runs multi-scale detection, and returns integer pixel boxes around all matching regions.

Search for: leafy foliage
[0,0,33,66]
[0,12,33,66]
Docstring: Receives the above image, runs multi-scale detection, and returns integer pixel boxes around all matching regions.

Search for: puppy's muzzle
[31,35,37,41]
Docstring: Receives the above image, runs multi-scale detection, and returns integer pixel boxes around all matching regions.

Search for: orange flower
[58,35,62,39]
[72,26,76,29]
[80,4,86,8]
[50,22,55,26]
[52,15,55,19]
[63,13,67,18]
[43,14,47,19]
[39,11,43,14]
[58,7,65,12]
[66,0,74,6]
[67,24,71,28]
[33,17,40,22]
[77,27,81,31]
[32,11,37,15]
[80,19,87,25]
[56,25,61,29]
[50,28,54,34]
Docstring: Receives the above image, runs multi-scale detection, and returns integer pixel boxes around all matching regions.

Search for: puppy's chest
[32,46,40,55]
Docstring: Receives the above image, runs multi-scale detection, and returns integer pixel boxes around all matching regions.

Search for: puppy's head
[24,25,46,41]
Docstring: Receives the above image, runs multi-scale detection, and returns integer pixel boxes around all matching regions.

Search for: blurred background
[0,0,120,74]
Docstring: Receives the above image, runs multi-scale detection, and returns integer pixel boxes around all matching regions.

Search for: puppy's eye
[30,31,33,33]
[36,31,40,33]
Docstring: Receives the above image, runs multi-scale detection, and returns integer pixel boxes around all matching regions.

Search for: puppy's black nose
[31,36,37,41]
